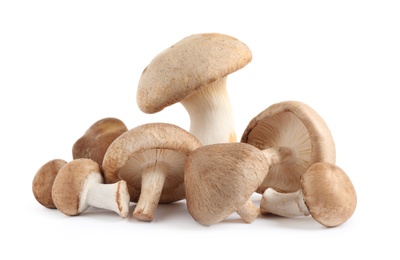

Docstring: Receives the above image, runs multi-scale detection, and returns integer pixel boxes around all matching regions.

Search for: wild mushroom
[102,122,201,222]
[241,100,336,193]
[32,159,67,209]
[52,158,130,218]
[260,162,357,227]
[72,117,128,166]
[184,142,269,225]
[136,33,252,145]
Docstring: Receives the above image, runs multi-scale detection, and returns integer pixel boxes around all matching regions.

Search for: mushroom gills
[246,111,312,192]
[118,148,187,202]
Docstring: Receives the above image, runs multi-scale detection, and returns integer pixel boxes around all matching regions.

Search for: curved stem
[84,179,130,218]
[236,200,260,223]
[260,188,310,217]
[133,162,168,221]
[181,77,236,145]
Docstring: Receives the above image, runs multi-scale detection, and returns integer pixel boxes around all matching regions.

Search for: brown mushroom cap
[52,158,103,216]
[72,117,128,166]
[184,142,269,225]
[301,162,357,227]
[32,159,67,209]
[102,122,202,203]
[241,100,336,193]
[137,33,252,114]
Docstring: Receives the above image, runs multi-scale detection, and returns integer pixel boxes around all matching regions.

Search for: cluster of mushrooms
[32,33,357,227]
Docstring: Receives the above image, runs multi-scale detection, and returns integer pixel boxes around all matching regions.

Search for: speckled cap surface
[137,33,252,113]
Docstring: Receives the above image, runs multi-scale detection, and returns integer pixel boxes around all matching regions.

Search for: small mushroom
[136,33,252,145]
[184,142,269,225]
[260,162,357,227]
[52,158,130,218]
[32,159,67,209]
[72,117,128,166]
[241,100,336,193]
[102,122,201,222]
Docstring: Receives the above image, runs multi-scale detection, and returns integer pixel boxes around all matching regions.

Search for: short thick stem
[260,188,310,217]
[181,77,236,145]
[133,163,168,222]
[236,200,260,223]
[262,146,297,165]
[83,180,130,218]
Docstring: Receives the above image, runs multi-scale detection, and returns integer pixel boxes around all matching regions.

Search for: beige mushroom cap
[241,100,336,193]
[32,159,67,209]
[137,33,252,113]
[52,158,103,216]
[301,162,357,227]
[184,142,269,225]
[72,117,128,166]
[102,122,202,203]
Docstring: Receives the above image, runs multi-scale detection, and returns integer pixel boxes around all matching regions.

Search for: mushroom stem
[262,146,297,165]
[133,162,168,221]
[81,177,130,218]
[236,199,260,223]
[260,188,310,217]
[181,77,236,145]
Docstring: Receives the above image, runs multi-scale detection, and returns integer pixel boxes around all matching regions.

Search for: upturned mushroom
[102,122,202,222]
[72,117,128,166]
[136,33,252,145]
[32,159,67,209]
[260,162,357,227]
[184,142,269,225]
[52,158,130,218]
[241,100,336,193]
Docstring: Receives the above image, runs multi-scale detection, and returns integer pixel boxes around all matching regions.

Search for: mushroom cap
[137,33,252,113]
[184,142,269,225]
[72,117,128,166]
[32,159,67,209]
[102,122,202,203]
[52,158,103,216]
[301,162,357,227]
[241,100,336,193]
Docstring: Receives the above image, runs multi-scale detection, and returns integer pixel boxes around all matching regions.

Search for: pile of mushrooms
[32,32,357,228]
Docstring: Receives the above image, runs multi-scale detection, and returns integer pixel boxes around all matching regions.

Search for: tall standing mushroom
[136,33,252,145]
[52,158,130,218]
[241,100,336,193]
[260,162,357,228]
[102,122,201,222]
[184,142,269,225]
[72,117,128,166]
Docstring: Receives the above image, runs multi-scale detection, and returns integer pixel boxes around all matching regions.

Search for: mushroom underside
[245,112,312,192]
[118,149,187,203]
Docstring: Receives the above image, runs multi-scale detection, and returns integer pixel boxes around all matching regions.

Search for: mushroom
[260,162,357,228]
[102,122,202,222]
[52,158,130,218]
[136,33,252,145]
[32,159,67,209]
[72,117,128,166]
[241,100,336,193]
[184,142,269,225]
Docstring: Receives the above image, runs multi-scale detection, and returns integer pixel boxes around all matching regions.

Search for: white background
[1,1,399,259]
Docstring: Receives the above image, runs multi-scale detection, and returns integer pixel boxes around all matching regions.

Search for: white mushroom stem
[260,188,310,217]
[236,200,260,223]
[79,174,130,218]
[262,146,297,165]
[133,162,168,222]
[181,77,236,145]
